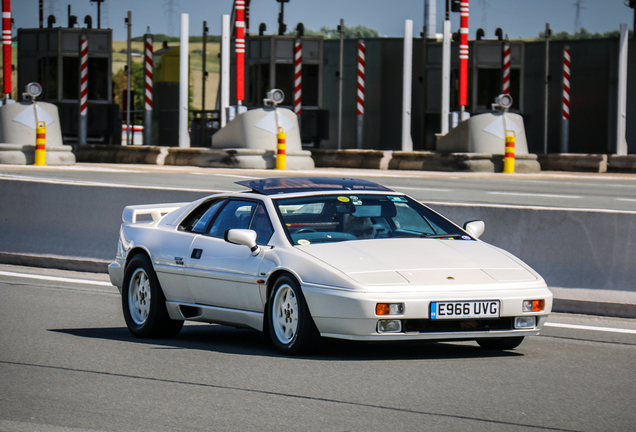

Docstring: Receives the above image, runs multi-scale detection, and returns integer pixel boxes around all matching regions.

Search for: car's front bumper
[302,283,552,342]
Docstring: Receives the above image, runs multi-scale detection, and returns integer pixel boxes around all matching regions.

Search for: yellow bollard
[276,126,287,170]
[503,131,515,173]
[34,121,47,166]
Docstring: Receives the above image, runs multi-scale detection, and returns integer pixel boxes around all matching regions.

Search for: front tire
[122,254,183,338]
[477,336,524,350]
[267,275,318,355]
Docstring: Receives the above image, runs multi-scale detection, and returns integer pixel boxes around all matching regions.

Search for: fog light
[515,316,536,329]
[377,319,402,333]
[376,303,404,315]
[522,299,545,312]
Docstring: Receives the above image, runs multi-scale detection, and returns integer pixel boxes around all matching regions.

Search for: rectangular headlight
[515,316,536,329]
[522,299,545,312]
[376,303,404,315]
[377,319,402,333]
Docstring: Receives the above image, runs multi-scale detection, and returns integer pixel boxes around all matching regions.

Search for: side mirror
[225,229,261,256]
[463,220,485,239]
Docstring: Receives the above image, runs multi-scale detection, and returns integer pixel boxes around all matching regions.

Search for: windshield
[274,194,472,245]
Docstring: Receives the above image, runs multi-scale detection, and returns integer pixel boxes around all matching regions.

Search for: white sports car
[108,177,552,355]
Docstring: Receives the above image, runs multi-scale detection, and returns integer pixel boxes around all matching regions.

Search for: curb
[0,252,110,274]
[553,299,636,319]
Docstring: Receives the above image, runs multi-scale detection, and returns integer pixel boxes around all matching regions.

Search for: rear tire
[267,275,319,355]
[477,336,524,350]
[122,254,183,338]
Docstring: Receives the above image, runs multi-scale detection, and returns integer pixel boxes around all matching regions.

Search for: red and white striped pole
[78,32,88,145]
[2,0,11,99]
[294,39,302,115]
[356,39,365,149]
[143,32,153,145]
[235,0,245,106]
[561,45,570,153]
[459,0,469,120]
[502,41,510,95]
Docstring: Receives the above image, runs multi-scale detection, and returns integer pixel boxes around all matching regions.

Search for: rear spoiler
[122,203,189,224]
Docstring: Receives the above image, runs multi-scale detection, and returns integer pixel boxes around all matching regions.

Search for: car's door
[185,200,274,312]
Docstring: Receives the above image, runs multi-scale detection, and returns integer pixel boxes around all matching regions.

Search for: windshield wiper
[420,233,464,238]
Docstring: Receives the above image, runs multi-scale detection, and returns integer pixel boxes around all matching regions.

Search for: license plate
[430,300,500,319]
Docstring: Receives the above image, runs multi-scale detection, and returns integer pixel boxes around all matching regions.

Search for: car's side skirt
[165,301,263,332]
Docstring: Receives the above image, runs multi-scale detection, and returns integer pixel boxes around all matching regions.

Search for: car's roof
[235,177,395,196]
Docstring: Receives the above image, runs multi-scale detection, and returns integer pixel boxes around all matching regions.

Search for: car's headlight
[377,319,402,333]
[376,303,404,315]
[522,299,545,312]
[515,316,537,329]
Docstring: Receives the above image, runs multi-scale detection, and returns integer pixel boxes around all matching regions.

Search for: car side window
[208,200,257,238]
[178,199,226,233]
[249,203,274,245]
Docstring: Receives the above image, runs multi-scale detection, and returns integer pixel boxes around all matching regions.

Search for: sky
[10,0,635,41]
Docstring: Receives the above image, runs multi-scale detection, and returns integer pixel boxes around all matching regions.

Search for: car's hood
[297,238,539,286]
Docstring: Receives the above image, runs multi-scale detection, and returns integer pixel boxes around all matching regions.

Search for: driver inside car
[344,215,376,239]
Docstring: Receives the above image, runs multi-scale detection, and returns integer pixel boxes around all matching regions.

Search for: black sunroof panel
[235,177,394,195]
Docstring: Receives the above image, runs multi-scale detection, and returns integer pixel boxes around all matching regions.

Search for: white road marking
[487,191,581,199]
[386,185,452,192]
[544,322,636,335]
[206,173,261,179]
[615,198,636,202]
[0,270,113,287]
[0,173,222,193]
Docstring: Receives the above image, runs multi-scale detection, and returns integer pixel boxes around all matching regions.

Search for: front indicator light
[522,299,545,312]
[515,316,536,329]
[376,303,404,315]
[377,319,402,333]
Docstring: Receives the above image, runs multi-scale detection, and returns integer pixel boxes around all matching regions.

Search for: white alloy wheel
[128,268,151,326]
[272,283,299,344]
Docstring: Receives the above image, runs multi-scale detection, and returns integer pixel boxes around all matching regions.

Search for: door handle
[191,248,203,259]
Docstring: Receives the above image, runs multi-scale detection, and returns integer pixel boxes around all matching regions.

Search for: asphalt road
[1,264,635,432]
[2,164,636,212]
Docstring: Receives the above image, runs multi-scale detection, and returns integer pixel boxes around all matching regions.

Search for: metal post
[143,31,153,146]
[178,13,189,148]
[338,18,344,150]
[78,32,88,146]
[356,39,365,149]
[126,11,132,146]
[441,19,451,134]
[39,0,43,28]
[543,23,550,154]
[402,19,413,152]
[235,0,245,107]
[2,0,12,99]
[502,41,510,95]
[617,24,629,155]
[294,38,302,116]
[201,21,208,147]
[425,0,436,38]
[459,0,469,121]
[220,14,230,128]
[561,45,570,154]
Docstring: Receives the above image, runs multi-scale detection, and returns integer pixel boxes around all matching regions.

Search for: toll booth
[17,27,120,144]
[320,37,524,150]
[152,43,188,147]
[240,35,328,146]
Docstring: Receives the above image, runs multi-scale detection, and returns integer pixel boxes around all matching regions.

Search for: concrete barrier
[430,202,636,294]
[72,145,636,174]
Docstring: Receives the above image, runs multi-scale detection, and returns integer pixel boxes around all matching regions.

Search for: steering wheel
[294,228,317,234]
